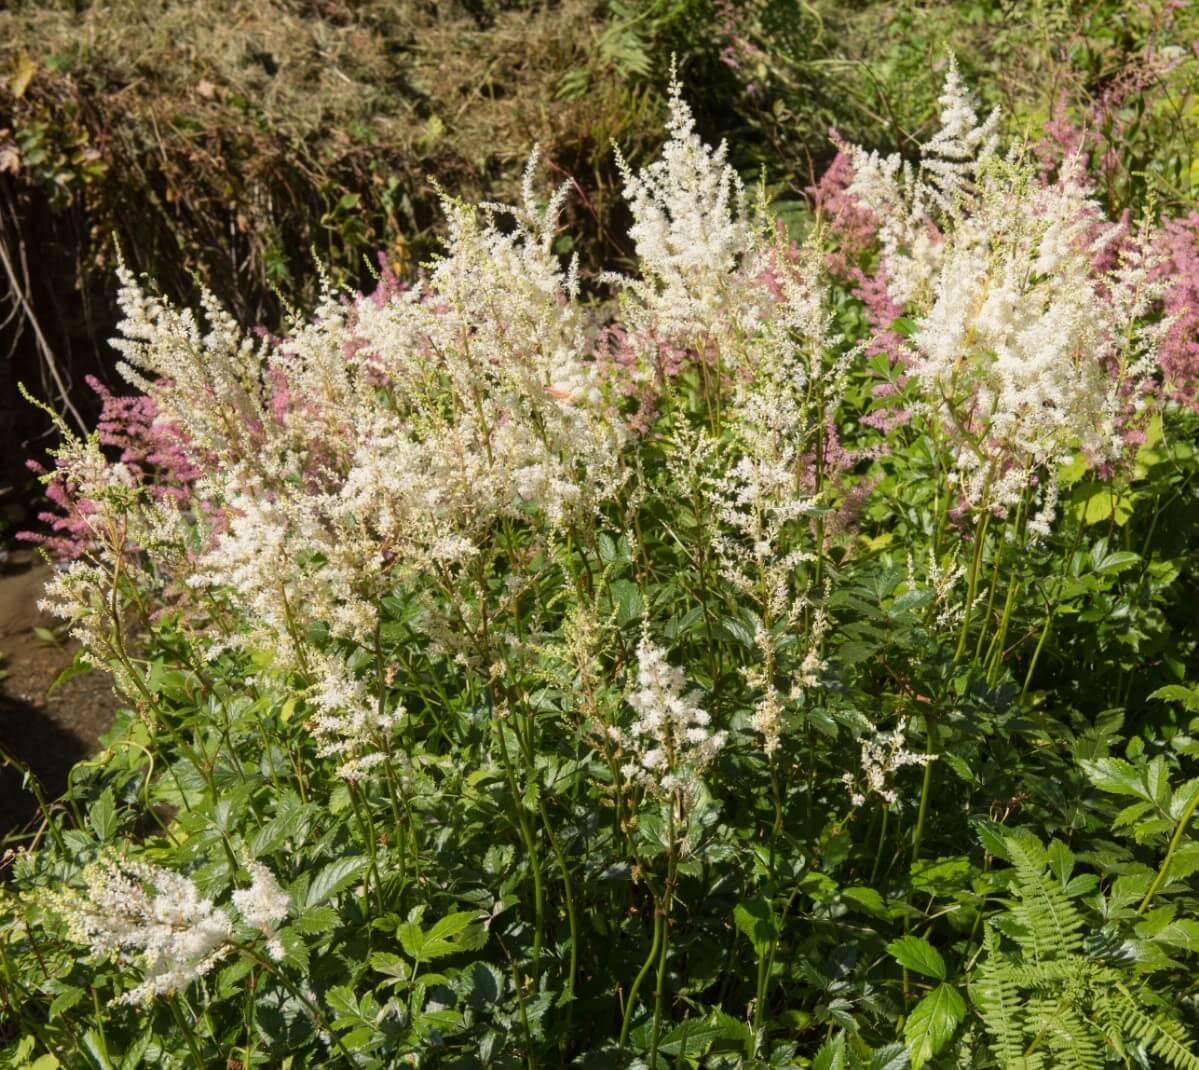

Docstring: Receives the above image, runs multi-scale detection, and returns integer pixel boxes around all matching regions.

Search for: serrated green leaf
[1094,550,1140,575]
[905,983,965,1069]
[887,935,946,980]
[609,579,643,626]
[1150,685,1199,712]
[1081,757,1152,801]
[89,788,116,841]
[910,856,973,896]
[292,906,339,935]
[842,886,888,918]
[734,897,778,956]
[657,1019,723,1056]
[812,1033,847,1070]
[48,985,84,1020]
[304,856,367,908]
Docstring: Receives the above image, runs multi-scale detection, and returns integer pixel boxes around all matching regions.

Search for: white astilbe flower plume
[842,717,934,809]
[615,636,726,802]
[47,858,235,1005]
[305,648,406,781]
[845,62,1165,533]
[610,72,755,338]
[86,156,625,773]
[231,861,291,961]
[847,55,1000,307]
[907,158,1164,531]
[920,55,1001,211]
[47,857,293,1004]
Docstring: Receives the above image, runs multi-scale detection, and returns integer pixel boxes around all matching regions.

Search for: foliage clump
[3,54,1199,1070]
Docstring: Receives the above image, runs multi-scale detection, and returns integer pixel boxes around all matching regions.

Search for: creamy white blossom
[615,636,726,800]
[232,861,291,960]
[48,859,235,1005]
[611,73,756,338]
[48,857,294,1003]
[842,717,934,809]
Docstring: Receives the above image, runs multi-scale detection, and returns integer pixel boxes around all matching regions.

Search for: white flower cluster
[94,155,627,772]
[713,243,844,756]
[48,857,288,1005]
[613,637,726,800]
[842,717,934,808]
[909,549,968,632]
[919,56,1002,212]
[611,74,756,338]
[231,861,292,961]
[848,55,999,307]
[846,61,1164,532]
[907,161,1163,531]
[305,649,406,781]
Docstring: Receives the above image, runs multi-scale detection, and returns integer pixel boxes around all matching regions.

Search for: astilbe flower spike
[45,857,289,1005]
[613,635,726,805]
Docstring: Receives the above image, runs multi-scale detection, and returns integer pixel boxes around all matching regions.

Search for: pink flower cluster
[19,376,199,559]
[1153,212,1199,409]
[807,133,881,280]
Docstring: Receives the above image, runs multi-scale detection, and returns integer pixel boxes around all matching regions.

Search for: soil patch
[0,552,118,844]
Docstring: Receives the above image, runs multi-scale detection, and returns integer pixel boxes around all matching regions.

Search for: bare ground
[0,551,118,844]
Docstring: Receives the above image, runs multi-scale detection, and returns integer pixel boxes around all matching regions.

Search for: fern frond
[1005,833,1086,963]
[1025,1000,1103,1070]
[973,926,1030,1067]
[1104,984,1199,1070]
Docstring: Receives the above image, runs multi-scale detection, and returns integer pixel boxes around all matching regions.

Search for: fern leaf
[1108,985,1199,1070]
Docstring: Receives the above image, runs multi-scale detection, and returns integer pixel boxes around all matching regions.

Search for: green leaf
[734,897,778,956]
[82,1029,115,1070]
[369,951,410,982]
[910,856,973,896]
[1081,757,1152,801]
[1093,550,1141,575]
[89,788,117,841]
[887,935,946,980]
[609,579,643,626]
[293,906,340,935]
[842,886,888,918]
[597,532,618,564]
[1074,485,1133,526]
[812,1033,847,1070]
[425,909,485,944]
[1150,685,1199,712]
[657,1019,724,1057]
[48,985,84,1020]
[304,856,367,908]
[325,985,361,1022]
[871,1044,909,1070]
[1146,755,1172,810]
[397,919,426,960]
[904,983,966,1069]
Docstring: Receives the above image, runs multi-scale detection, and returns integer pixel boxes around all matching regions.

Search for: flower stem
[619,900,663,1061]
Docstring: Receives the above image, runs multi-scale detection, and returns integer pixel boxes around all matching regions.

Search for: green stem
[1020,521,1085,703]
[538,798,579,1001]
[1139,788,1199,915]
[954,508,991,663]
[984,572,1021,685]
[911,716,938,868]
[870,806,890,886]
[495,716,544,981]
[346,780,383,916]
[169,997,206,1069]
[619,900,663,1061]
[650,822,677,1066]
[90,987,111,1067]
